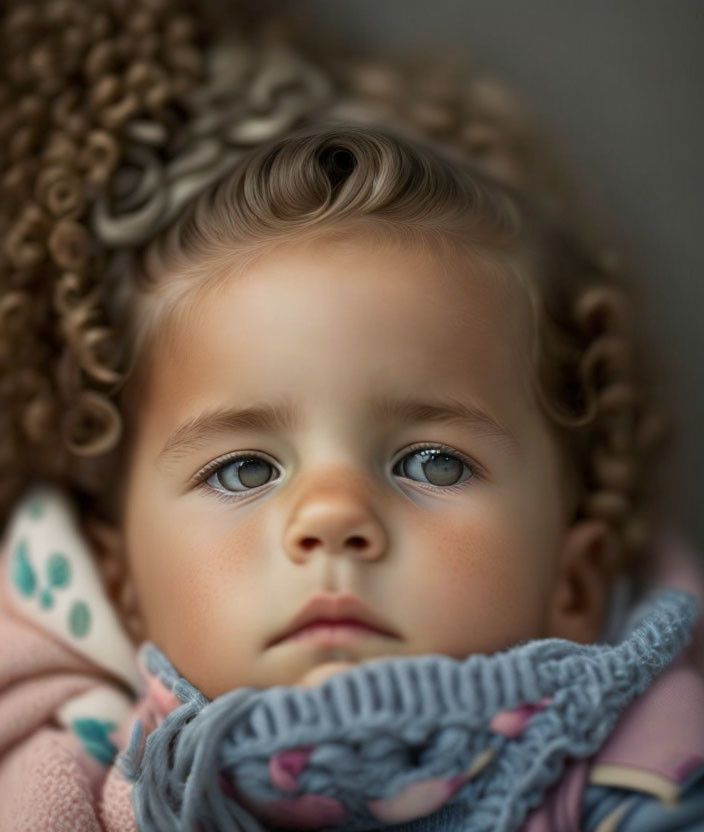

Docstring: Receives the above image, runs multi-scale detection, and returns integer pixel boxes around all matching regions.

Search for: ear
[80,515,148,646]
[546,518,619,644]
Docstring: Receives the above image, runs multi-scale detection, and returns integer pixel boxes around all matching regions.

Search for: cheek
[126,496,266,642]
[404,499,523,584]
[401,500,551,651]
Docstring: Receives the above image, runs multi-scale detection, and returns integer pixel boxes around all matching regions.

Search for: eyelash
[192,442,482,504]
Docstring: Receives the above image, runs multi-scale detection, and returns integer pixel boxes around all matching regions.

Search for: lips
[267,594,400,648]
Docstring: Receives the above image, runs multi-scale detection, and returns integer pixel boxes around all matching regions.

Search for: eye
[200,454,280,497]
[194,443,479,503]
[392,444,476,490]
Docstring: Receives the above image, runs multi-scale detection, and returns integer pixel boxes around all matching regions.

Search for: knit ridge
[123,588,698,831]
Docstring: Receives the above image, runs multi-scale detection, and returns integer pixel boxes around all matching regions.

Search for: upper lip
[267,593,401,647]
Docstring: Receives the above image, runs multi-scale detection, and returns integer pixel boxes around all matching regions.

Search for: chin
[297,661,356,688]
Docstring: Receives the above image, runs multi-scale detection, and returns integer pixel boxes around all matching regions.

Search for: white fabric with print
[1,483,142,749]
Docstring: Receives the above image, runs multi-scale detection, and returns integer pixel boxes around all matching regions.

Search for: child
[0,1,703,830]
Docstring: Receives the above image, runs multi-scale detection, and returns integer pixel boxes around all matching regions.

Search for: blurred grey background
[292,0,704,554]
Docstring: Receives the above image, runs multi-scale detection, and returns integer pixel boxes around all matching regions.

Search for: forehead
[146,236,537,426]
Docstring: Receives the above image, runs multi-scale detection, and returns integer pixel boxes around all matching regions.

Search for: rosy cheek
[213,511,267,572]
[400,502,545,652]
[405,503,499,583]
[161,501,266,578]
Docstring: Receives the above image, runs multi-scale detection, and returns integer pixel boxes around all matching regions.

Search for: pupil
[220,458,271,490]
[238,459,271,488]
[424,454,462,486]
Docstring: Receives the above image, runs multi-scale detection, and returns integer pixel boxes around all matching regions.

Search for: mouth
[271,619,396,648]
[267,592,401,649]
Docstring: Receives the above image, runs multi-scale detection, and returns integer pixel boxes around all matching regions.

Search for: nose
[283,498,388,564]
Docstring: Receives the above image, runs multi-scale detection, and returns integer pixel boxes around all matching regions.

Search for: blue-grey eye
[209,457,277,493]
[393,448,473,487]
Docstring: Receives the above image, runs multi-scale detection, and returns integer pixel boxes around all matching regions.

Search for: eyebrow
[157,394,519,467]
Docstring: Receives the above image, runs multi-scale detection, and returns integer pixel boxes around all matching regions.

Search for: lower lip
[278,621,391,647]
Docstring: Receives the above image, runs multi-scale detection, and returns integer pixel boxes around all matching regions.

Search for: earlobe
[546,519,620,644]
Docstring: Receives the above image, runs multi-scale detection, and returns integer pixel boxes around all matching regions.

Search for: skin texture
[113,234,616,699]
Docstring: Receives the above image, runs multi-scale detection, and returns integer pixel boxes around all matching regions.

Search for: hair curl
[0,0,676,603]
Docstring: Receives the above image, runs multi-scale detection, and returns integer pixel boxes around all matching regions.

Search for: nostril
[296,535,370,552]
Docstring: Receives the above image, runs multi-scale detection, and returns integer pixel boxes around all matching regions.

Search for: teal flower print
[72,718,118,766]
[11,539,36,598]
[47,552,71,589]
[69,599,91,638]
[11,541,73,610]
[39,587,54,609]
[10,538,91,640]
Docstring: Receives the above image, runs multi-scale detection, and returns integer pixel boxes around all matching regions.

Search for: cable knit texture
[122,591,697,831]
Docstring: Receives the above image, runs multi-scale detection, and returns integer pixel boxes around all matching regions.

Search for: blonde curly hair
[0,0,675,608]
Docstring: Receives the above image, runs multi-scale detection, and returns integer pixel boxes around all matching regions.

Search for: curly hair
[0,0,675,606]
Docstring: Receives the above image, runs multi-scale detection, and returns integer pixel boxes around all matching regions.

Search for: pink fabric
[519,527,704,831]
[645,528,704,673]
[592,527,704,784]
[521,758,589,832]
[593,656,704,783]
[0,556,138,831]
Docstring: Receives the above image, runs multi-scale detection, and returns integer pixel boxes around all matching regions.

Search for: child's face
[121,234,609,699]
